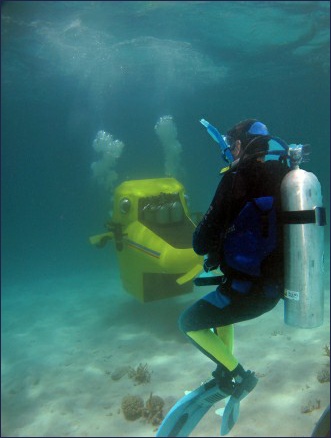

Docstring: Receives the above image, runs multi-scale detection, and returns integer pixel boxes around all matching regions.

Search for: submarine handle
[89,222,127,251]
[89,232,114,248]
[106,222,127,251]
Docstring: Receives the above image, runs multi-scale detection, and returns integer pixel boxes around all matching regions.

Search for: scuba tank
[281,145,326,328]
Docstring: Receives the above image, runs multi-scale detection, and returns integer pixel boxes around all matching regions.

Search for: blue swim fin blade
[156,379,229,437]
[220,396,240,436]
[220,372,258,436]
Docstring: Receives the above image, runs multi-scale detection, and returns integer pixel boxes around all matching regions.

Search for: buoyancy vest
[223,196,277,277]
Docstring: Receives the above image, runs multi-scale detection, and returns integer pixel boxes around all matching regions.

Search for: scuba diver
[179,118,290,394]
[181,119,290,385]
[156,118,326,438]
[157,119,291,437]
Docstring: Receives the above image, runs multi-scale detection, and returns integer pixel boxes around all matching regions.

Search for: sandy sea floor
[1,262,330,438]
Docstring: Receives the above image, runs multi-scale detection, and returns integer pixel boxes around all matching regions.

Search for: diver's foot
[212,363,258,399]
[231,369,258,401]
[212,364,235,395]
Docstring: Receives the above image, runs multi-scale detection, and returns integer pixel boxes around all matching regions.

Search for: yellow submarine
[89,178,204,302]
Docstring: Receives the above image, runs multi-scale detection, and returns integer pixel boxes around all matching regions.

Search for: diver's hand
[203,253,219,272]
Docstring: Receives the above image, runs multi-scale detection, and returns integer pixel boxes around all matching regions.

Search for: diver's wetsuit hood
[226,119,269,150]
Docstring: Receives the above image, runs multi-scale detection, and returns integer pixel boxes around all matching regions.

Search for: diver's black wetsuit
[179,159,289,364]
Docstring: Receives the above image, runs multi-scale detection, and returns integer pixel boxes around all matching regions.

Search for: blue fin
[220,396,240,436]
[156,379,229,437]
[220,372,258,436]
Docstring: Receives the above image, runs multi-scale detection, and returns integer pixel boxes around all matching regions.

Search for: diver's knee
[178,307,194,333]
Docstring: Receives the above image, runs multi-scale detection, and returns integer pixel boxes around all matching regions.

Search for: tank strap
[194,275,224,286]
[282,207,326,226]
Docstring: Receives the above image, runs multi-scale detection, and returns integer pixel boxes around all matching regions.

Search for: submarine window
[120,198,131,214]
[138,194,195,248]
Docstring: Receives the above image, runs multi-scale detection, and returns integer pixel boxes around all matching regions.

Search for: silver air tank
[281,145,326,328]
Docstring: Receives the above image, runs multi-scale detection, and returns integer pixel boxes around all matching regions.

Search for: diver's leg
[178,286,269,386]
[177,291,259,436]
[216,324,234,354]
[178,295,247,391]
[178,296,234,366]
[179,289,237,367]
[186,328,238,371]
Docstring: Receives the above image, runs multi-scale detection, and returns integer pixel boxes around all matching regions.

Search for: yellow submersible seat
[89,178,203,302]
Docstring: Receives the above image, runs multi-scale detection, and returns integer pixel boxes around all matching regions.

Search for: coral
[301,399,321,413]
[121,395,144,421]
[271,329,284,336]
[154,115,185,179]
[143,393,165,426]
[121,393,165,426]
[128,363,152,385]
[109,366,130,381]
[323,344,330,357]
[317,367,330,383]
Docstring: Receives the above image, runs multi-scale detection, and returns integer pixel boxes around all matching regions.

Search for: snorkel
[199,119,234,166]
[200,118,295,172]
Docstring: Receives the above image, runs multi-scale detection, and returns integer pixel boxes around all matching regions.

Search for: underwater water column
[154,115,185,179]
[91,129,125,214]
